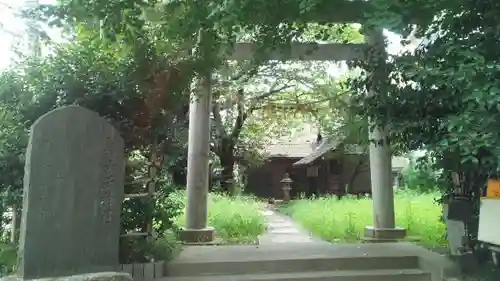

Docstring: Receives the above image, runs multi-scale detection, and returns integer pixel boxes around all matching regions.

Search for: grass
[0,242,16,276]
[175,192,267,244]
[282,190,447,249]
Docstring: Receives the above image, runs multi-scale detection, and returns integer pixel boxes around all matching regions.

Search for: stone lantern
[280,173,293,203]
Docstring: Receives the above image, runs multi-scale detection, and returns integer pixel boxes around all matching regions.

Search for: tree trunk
[220,156,236,196]
[10,206,20,244]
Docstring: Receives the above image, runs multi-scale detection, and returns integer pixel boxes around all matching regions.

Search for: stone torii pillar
[363,28,406,242]
[179,29,216,243]
[179,72,216,243]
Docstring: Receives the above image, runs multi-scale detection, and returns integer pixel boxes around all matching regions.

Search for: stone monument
[16,106,126,280]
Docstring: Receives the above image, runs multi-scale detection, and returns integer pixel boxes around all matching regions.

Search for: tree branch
[218,81,296,151]
[253,97,332,111]
[230,89,247,141]
[248,83,293,111]
[229,63,268,83]
[214,62,274,89]
[212,91,227,138]
[229,83,294,142]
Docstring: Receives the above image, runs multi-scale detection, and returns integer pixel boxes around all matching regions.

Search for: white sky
[0,0,404,71]
[0,0,25,67]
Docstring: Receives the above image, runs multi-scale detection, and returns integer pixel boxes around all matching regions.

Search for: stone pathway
[258,207,329,245]
[167,207,454,281]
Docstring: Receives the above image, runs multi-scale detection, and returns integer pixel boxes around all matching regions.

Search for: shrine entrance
[158,2,458,280]
[181,38,405,244]
[179,2,404,244]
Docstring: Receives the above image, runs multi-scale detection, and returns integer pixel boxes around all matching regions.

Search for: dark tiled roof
[262,125,409,169]
[265,142,317,158]
[293,137,342,166]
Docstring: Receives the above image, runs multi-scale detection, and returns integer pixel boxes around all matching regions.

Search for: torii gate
[179,4,406,243]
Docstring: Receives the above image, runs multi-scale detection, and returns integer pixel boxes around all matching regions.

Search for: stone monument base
[179,227,216,244]
[363,226,407,242]
[1,272,132,281]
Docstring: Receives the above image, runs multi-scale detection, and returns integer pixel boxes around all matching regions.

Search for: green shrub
[119,233,180,263]
[175,192,266,244]
[283,190,446,248]
[120,180,184,263]
[0,243,16,276]
[402,156,443,193]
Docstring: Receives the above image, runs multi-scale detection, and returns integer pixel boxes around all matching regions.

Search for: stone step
[161,269,431,281]
[166,255,420,277]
